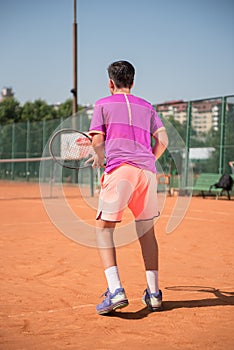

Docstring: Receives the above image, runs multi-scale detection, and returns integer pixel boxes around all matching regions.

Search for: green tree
[57,99,73,118]
[166,115,187,141]
[57,99,86,119]
[0,98,22,124]
[21,99,57,121]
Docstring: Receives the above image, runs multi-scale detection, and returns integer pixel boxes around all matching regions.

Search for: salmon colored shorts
[96,163,159,222]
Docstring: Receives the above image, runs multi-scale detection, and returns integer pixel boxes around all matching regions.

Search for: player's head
[107,61,135,89]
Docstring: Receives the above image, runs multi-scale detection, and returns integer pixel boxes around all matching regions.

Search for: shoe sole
[142,299,163,312]
[97,300,129,315]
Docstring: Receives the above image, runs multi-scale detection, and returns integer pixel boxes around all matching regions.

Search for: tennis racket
[49,128,95,169]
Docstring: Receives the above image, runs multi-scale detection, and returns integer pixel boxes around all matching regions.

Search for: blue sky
[0,0,233,106]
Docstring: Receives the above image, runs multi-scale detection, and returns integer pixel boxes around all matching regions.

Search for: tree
[166,115,187,141]
[21,99,57,121]
[57,99,73,119]
[0,98,22,124]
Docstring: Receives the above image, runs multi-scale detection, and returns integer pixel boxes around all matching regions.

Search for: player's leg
[96,219,117,269]
[96,219,128,314]
[130,169,162,311]
[136,220,159,293]
[129,169,159,281]
[135,220,159,290]
[95,165,138,314]
[136,220,162,311]
[136,220,159,272]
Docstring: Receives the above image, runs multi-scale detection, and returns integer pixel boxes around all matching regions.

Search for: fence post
[42,119,46,182]
[42,119,46,152]
[218,96,226,175]
[26,120,30,181]
[90,166,94,197]
[184,101,192,188]
[11,123,15,180]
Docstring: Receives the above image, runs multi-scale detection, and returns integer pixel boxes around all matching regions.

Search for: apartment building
[1,87,14,101]
[156,99,222,134]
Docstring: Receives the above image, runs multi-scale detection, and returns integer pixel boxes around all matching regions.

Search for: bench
[157,173,171,195]
[187,173,233,200]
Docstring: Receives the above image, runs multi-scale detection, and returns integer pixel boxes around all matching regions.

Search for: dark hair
[107,61,135,89]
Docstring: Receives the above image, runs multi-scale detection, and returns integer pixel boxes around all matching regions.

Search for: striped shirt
[89,93,165,173]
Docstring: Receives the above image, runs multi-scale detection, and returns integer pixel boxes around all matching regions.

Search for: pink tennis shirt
[89,93,165,174]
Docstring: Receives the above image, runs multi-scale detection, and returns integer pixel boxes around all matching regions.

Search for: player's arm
[90,133,105,167]
[152,128,168,160]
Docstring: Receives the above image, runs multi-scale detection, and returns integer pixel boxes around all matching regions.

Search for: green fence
[0,110,92,182]
[0,96,233,192]
[156,95,234,189]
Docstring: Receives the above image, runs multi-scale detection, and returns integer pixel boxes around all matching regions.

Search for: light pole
[71,0,78,118]
[71,0,78,183]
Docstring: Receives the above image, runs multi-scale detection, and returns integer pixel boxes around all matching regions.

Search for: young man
[229,161,234,174]
[89,60,168,315]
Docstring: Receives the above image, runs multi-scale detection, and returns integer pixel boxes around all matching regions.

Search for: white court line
[7,298,140,318]
[188,208,231,216]
[1,209,230,230]
[161,214,217,223]
[1,219,95,227]
[2,207,228,227]
[0,215,225,228]
[1,221,51,227]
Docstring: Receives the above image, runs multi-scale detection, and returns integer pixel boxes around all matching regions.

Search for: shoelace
[99,289,110,298]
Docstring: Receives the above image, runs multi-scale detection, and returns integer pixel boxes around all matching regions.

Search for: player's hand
[85,154,105,168]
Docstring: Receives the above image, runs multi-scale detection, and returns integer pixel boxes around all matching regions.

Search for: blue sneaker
[96,288,129,315]
[142,289,163,311]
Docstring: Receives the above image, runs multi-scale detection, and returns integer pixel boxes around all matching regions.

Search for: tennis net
[0,157,95,200]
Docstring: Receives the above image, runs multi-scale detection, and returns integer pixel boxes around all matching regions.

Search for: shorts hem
[134,212,160,222]
[96,211,122,222]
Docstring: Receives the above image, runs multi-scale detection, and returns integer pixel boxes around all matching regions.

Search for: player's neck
[113,87,131,95]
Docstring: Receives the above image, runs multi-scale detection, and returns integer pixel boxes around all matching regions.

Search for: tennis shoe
[96,288,129,315]
[142,289,163,311]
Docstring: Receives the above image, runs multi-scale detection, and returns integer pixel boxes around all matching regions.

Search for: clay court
[0,180,233,350]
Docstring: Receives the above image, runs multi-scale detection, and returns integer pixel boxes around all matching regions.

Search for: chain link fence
[0,96,233,194]
[156,95,234,191]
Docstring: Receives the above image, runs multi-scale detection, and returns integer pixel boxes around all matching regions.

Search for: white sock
[104,266,122,293]
[146,270,159,294]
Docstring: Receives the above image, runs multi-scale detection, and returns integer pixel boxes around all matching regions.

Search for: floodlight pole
[219,96,226,175]
[72,0,78,119]
[184,101,192,189]
[71,0,78,184]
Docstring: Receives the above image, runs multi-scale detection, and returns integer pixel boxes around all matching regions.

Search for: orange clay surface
[0,181,233,350]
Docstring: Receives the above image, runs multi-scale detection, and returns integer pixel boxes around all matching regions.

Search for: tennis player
[88,60,168,315]
[229,161,234,174]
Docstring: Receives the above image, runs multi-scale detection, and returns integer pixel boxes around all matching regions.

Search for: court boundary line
[6,298,141,318]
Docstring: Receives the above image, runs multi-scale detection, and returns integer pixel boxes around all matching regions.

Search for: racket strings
[59,134,91,161]
[49,129,94,169]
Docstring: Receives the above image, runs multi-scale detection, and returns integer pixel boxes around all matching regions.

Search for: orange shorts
[96,163,159,222]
